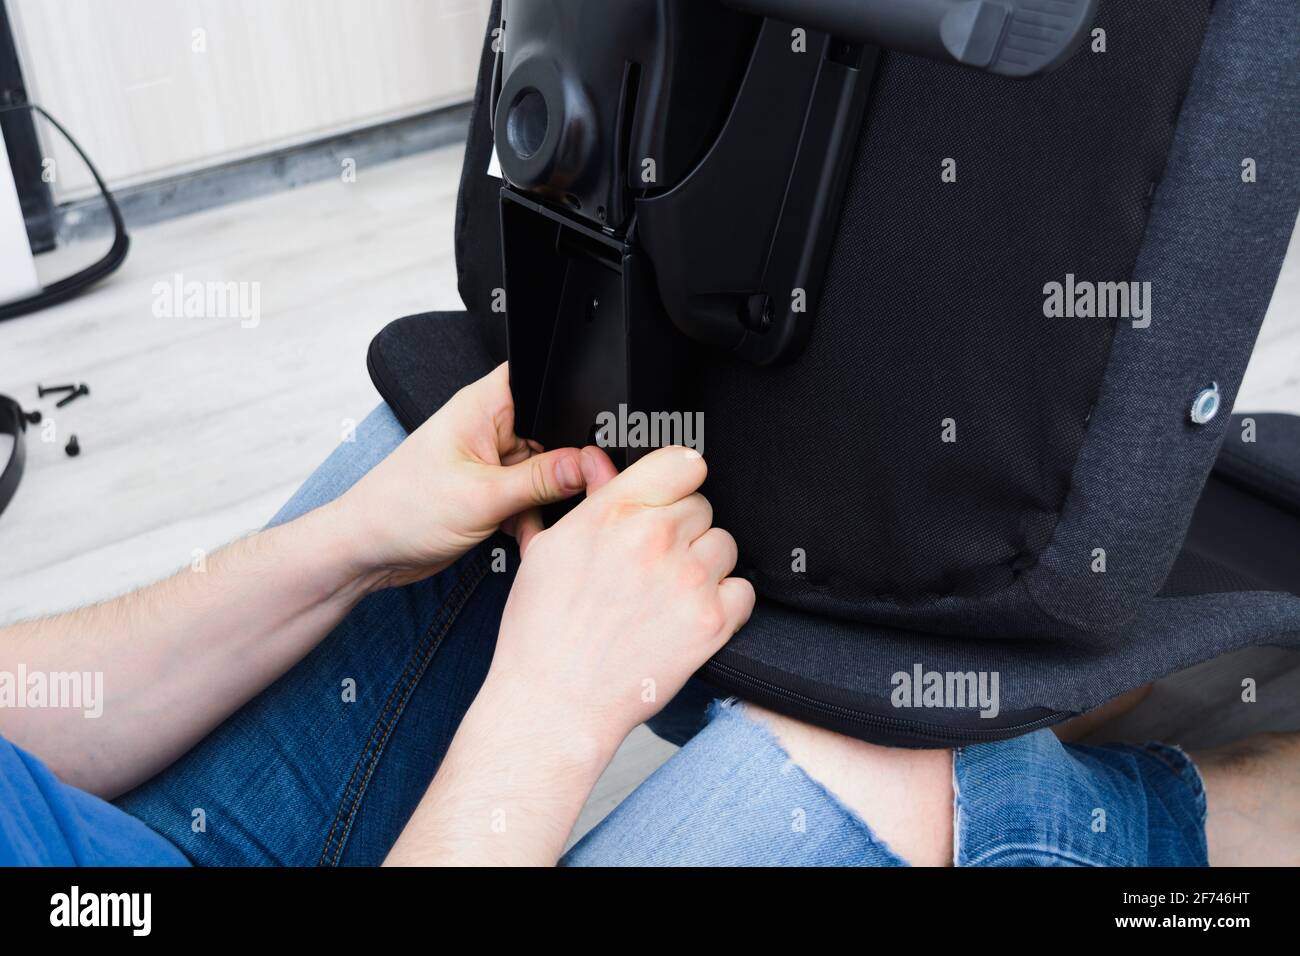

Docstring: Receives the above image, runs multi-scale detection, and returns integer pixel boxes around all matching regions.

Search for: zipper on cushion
[702,659,1070,744]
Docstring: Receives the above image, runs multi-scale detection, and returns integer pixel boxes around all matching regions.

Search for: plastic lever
[720,0,1100,77]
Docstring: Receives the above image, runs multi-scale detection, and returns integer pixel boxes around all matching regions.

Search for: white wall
[8,0,492,199]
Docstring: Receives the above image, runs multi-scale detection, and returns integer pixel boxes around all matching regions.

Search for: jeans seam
[317,550,492,865]
[961,843,1115,867]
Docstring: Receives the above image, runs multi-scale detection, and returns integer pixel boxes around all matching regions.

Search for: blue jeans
[118,404,1209,866]
[567,701,1209,866]
[117,406,515,865]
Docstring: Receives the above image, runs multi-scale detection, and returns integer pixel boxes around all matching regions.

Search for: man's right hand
[385,444,755,866]
[490,444,755,759]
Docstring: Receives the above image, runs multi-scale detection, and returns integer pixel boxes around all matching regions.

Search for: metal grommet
[1190,382,1221,425]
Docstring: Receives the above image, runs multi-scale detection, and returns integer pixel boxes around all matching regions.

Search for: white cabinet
[8,0,492,199]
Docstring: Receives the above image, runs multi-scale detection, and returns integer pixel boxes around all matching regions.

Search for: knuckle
[728,580,757,626]
[692,493,714,526]
[637,518,674,557]
[708,525,735,553]
[695,603,727,639]
[527,459,551,505]
[723,537,741,572]
[678,557,711,590]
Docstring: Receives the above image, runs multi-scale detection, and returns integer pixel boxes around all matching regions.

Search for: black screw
[65,435,80,458]
[23,409,41,425]
[38,383,76,398]
[55,384,90,408]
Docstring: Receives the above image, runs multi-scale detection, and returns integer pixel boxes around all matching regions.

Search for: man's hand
[386,445,756,866]
[491,444,755,755]
[336,363,588,589]
[0,363,590,798]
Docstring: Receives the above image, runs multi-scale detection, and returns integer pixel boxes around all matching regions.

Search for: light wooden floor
[0,143,1297,843]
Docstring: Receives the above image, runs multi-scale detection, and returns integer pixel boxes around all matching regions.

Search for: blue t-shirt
[0,735,189,866]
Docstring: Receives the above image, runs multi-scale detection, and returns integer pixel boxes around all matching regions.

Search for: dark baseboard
[58,103,471,240]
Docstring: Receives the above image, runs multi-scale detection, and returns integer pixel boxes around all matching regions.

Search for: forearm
[384,676,614,867]
[0,500,383,798]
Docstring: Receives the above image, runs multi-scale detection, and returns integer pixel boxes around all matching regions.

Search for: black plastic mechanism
[501,188,675,469]
[722,0,1100,78]
[495,0,1099,460]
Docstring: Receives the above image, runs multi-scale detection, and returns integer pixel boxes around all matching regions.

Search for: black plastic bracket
[503,189,677,469]
[498,0,879,462]
[495,0,1098,460]
[636,23,878,365]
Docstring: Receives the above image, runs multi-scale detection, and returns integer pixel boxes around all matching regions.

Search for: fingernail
[557,455,583,491]
[683,448,703,461]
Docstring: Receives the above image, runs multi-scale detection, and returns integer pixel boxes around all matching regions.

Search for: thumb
[490,447,586,517]
[578,446,620,496]
[593,445,707,508]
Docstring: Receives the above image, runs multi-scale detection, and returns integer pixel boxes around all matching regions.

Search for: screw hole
[505,87,548,161]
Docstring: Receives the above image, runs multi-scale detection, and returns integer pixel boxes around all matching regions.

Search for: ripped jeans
[563,695,1209,866]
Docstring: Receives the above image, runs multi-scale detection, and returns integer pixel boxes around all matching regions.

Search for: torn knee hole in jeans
[708,697,918,865]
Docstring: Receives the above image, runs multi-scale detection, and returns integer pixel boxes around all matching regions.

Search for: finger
[462,363,527,457]
[454,362,512,420]
[513,510,546,556]
[717,576,757,638]
[579,445,619,496]
[663,493,713,545]
[594,445,707,508]
[475,362,512,403]
[689,527,738,580]
[491,447,586,517]
[501,438,543,468]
